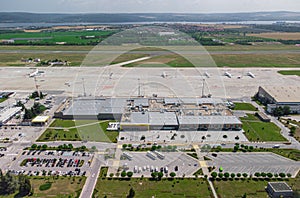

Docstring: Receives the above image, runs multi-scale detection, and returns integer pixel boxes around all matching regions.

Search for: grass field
[249,32,300,40]
[0,30,116,45]
[124,53,194,67]
[0,53,85,66]
[241,114,286,142]
[1,44,300,51]
[211,53,300,67]
[0,176,86,198]
[280,118,300,143]
[110,53,149,64]
[1,44,300,67]
[0,98,7,103]
[50,119,76,128]
[233,103,257,111]
[278,70,300,76]
[214,177,300,198]
[38,119,118,142]
[93,178,212,198]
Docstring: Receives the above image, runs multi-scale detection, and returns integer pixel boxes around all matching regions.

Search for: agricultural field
[214,177,300,198]
[249,32,300,40]
[37,119,118,142]
[278,70,300,76]
[0,30,117,45]
[93,178,212,198]
[233,103,257,111]
[241,114,286,142]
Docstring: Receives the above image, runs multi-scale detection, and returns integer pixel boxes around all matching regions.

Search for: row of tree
[211,171,291,179]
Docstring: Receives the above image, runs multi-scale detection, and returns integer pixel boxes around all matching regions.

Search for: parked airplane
[29,69,43,77]
[247,72,255,78]
[204,72,210,78]
[224,71,232,78]
[161,72,168,78]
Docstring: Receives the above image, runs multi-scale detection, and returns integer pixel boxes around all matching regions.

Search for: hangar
[257,86,300,114]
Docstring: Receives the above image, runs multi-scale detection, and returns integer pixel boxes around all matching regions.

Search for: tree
[170,172,176,178]
[234,145,239,151]
[151,145,157,151]
[121,171,127,178]
[224,172,230,178]
[42,144,48,150]
[267,173,273,178]
[237,173,241,177]
[279,173,286,178]
[109,173,114,178]
[218,173,223,178]
[127,188,135,198]
[157,172,163,180]
[151,172,157,179]
[31,144,37,149]
[242,173,248,178]
[230,173,235,178]
[18,175,31,196]
[68,144,73,149]
[261,172,266,177]
[122,144,128,149]
[287,173,292,178]
[127,171,133,178]
[211,172,217,178]
[254,172,260,177]
[0,171,18,195]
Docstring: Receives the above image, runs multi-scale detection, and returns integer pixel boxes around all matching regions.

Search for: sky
[1,0,300,13]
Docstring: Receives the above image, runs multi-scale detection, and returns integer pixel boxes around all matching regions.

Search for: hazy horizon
[1,0,300,14]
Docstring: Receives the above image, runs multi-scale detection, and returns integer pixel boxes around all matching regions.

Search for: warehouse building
[266,182,293,198]
[257,86,300,114]
[178,115,242,131]
[58,97,242,132]
[59,97,127,120]
[120,111,179,131]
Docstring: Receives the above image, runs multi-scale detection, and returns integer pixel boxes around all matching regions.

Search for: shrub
[39,183,52,191]
[170,172,176,178]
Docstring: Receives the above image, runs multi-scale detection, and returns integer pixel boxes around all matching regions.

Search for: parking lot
[117,151,200,178]
[207,152,300,177]
[119,130,248,144]
[9,150,93,177]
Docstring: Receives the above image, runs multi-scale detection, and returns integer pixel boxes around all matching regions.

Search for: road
[79,155,102,198]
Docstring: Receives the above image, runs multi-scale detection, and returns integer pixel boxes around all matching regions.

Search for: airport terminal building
[55,97,242,131]
[257,86,300,114]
